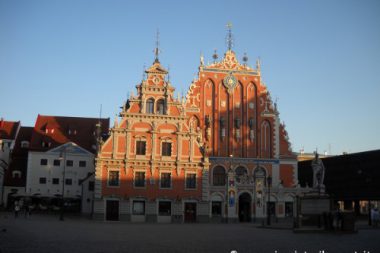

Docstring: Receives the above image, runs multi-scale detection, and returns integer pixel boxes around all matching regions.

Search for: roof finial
[226,22,234,51]
[242,52,248,64]
[154,29,161,62]
[212,49,218,62]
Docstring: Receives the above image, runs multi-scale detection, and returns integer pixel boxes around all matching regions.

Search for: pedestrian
[24,204,30,218]
[373,208,379,228]
[14,201,20,218]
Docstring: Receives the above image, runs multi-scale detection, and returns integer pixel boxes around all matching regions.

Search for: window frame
[108,170,120,187]
[136,140,147,155]
[65,178,72,185]
[212,166,226,186]
[132,200,145,215]
[185,172,197,190]
[160,172,172,189]
[39,177,47,184]
[161,142,172,157]
[158,201,172,216]
[79,161,86,167]
[40,159,48,166]
[66,160,74,167]
[134,171,146,188]
[52,178,60,185]
[156,99,165,115]
[146,98,155,114]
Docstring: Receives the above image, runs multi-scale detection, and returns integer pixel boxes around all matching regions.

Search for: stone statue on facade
[312,152,325,190]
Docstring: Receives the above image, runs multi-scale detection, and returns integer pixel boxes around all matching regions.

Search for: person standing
[14,201,20,218]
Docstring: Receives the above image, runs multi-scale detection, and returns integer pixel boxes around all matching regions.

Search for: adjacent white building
[26,142,95,213]
[22,115,109,214]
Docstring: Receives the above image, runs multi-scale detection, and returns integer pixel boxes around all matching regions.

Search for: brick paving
[0,212,379,253]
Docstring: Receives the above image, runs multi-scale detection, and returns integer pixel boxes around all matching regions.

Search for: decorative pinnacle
[226,22,234,51]
[212,49,218,62]
[242,52,248,64]
[154,29,161,62]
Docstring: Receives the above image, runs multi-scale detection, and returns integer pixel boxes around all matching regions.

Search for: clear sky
[1,0,379,155]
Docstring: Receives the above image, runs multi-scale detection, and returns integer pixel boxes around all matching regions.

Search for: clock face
[223,73,237,91]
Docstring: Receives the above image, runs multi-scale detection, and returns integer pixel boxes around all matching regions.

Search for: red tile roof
[0,119,20,140]
[30,115,109,153]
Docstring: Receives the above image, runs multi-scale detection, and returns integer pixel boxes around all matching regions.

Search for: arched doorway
[239,192,252,222]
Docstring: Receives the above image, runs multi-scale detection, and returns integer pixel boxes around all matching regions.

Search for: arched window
[235,166,248,183]
[213,166,226,186]
[146,98,154,114]
[157,99,165,115]
[261,120,272,158]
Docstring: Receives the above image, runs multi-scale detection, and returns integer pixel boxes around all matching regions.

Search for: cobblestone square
[0,213,379,253]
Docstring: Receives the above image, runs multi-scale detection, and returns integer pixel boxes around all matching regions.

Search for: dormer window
[12,170,22,179]
[21,141,29,148]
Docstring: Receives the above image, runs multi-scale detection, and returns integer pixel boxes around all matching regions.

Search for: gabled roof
[145,60,168,75]
[0,119,20,140]
[30,115,110,153]
[5,126,33,187]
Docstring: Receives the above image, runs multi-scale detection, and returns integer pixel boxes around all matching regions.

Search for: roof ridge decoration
[203,50,257,74]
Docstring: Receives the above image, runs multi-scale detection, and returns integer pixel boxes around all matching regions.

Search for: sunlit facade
[95,43,299,222]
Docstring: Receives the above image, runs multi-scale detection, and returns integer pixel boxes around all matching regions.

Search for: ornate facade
[94,38,299,222]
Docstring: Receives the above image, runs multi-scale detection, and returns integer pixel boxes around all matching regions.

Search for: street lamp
[59,148,67,221]
[267,175,272,226]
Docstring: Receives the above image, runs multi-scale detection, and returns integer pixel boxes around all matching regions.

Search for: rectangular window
[186,173,196,189]
[53,159,60,166]
[212,201,222,216]
[65,178,72,185]
[158,201,171,216]
[132,200,145,215]
[162,142,172,156]
[160,172,171,188]
[136,140,146,155]
[40,159,48,165]
[66,160,73,167]
[108,171,119,187]
[52,178,59,185]
[39,177,46,184]
[88,181,94,191]
[134,172,145,187]
[79,161,86,167]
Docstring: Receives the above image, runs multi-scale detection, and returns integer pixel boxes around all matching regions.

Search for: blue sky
[1,0,379,155]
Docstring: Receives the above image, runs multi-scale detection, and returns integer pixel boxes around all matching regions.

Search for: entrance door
[184,203,197,223]
[106,200,119,221]
[239,193,252,222]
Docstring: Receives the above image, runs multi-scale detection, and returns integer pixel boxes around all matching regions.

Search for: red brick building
[95,37,299,222]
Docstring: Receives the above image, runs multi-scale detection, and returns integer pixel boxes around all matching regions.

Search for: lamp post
[267,175,272,226]
[59,148,67,221]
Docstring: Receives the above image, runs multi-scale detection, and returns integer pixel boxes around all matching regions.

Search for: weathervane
[154,29,161,62]
[226,22,234,51]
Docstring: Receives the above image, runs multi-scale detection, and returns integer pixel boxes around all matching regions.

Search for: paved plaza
[0,212,379,253]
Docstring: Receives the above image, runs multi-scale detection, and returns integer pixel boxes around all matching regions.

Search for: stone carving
[312,153,325,190]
